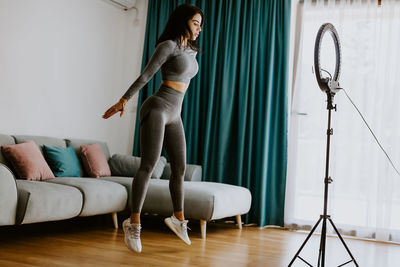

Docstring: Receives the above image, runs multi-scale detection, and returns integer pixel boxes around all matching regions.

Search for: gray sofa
[0,133,252,238]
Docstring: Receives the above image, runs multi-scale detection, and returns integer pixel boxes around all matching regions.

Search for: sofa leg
[200,220,207,239]
[236,215,242,229]
[112,212,118,229]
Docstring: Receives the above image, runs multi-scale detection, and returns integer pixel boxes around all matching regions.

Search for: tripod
[288,91,359,267]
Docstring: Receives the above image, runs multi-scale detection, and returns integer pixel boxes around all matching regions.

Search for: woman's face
[187,13,202,40]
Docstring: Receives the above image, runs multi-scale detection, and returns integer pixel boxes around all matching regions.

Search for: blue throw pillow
[43,145,81,177]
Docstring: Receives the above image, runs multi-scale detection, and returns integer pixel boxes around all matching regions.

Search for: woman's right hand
[102,98,127,119]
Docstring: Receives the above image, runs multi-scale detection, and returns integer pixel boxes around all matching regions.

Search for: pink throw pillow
[80,143,111,178]
[1,140,55,181]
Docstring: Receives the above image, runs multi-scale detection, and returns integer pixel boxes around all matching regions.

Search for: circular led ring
[314,23,341,93]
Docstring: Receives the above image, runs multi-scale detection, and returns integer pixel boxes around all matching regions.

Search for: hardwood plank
[0,214,399,267]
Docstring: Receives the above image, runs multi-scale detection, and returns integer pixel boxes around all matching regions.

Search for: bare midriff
[162,80,189,94]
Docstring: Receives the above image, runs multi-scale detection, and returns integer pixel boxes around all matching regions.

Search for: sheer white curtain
[285,0,400,242]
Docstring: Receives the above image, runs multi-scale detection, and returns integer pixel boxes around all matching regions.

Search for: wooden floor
[1,214,399,267]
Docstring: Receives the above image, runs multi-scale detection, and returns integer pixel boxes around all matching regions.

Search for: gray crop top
[122,39,198,100]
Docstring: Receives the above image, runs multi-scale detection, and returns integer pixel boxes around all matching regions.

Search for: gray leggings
[131,85,186,213]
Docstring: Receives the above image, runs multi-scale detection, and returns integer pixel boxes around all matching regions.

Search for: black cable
[340,88,400,177]
[321,68,332,80]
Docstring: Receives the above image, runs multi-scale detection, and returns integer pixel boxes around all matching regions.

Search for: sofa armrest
[15,188,31,225]
[0,163,18,225]
[161,163,202,181]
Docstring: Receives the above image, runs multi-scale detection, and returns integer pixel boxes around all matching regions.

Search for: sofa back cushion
[161,163,203,181]
[1,141,55,181]
[0,134,16,167]
[108,154,166,179]
[65,138,111,177]
[13,135,67,154]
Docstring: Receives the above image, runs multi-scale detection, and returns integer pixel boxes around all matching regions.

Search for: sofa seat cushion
[138,179,252,221]
[99,176,133,210]
[45,177,127,216]
[16,180,82,224]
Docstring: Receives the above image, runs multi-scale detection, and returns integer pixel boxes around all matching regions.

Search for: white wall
[0,0,148,155]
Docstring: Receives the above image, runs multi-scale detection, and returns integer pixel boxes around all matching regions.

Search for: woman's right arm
[122,40,176,101]
[102,40,176,119]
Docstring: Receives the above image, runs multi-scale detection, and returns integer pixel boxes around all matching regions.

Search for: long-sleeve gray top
[122,39,199,100]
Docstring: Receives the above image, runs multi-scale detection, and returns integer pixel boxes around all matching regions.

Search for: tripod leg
[327,218,359,266]
[317,218,327,267]
[288,216,323,266]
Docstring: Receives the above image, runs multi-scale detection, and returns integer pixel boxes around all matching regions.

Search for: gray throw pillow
[108,154,167,179]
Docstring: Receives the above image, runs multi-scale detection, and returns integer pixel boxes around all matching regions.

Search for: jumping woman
[102,4,203,253]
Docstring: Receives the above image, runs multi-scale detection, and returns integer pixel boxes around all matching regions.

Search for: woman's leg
[163,119,191,245]
[164,118,186,219]
[130,108,166,223]
[123,99,168,253]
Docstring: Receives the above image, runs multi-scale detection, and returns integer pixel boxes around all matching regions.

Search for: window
[285,0,400,242]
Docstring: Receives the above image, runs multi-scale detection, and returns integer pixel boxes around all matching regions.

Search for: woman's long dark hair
[156,4,204,53]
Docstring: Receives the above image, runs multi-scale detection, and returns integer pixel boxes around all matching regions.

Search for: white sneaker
[164,215,191,245]
[123,218,142,252]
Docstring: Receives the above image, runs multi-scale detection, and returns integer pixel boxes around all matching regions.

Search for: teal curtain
[133,0,291,227]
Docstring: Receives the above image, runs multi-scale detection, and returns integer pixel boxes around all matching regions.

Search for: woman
[102,4,203,253]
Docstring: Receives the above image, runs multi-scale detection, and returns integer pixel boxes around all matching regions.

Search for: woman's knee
[138,160,158,176]
[171,163,185,178]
